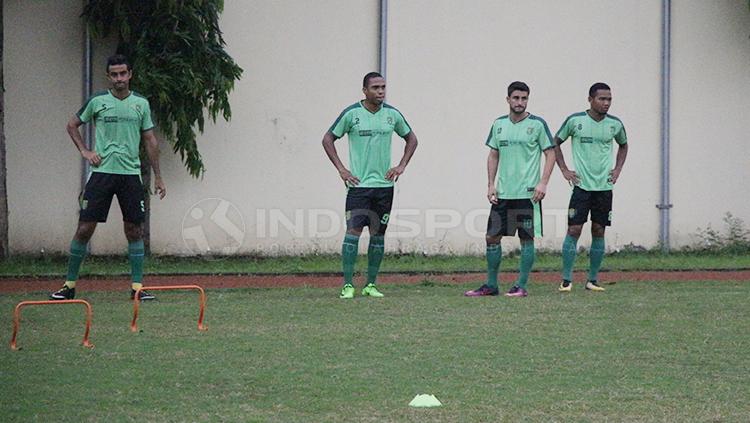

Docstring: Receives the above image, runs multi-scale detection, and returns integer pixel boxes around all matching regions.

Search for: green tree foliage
[82,0,243,177]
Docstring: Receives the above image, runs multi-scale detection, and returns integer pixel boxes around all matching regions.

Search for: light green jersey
[77,90,155,175]
[555,111,627,191]
[329,101,412,188]
[485,114,554,199]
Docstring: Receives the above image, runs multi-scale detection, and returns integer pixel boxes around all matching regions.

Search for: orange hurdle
[131,285,207,332]
[10,300,94,350]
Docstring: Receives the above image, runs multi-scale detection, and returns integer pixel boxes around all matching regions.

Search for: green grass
[2,280,749,422]
[2,251,750,278]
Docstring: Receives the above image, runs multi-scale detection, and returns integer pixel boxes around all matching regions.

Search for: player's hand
[561,168,580,185]
[338,168,360,186]
[385,165,405,181]
[81,149,101,166]
[532,182,547,203]
[154,177,166,199]
[609,168,622,184]
[487,186,499,204]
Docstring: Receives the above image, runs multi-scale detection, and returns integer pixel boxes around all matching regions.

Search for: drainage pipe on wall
[658,0,673,252]
[81,20,93,191]
[379,0,388,78]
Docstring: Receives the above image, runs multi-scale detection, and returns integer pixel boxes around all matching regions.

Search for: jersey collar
[360,100,383,114]
[109,89,132,101]
[509,112,530,124]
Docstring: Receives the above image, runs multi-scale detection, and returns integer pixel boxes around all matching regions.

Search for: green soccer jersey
[485,114,554,199]
[77,90,155,175]
[329,101,412,188]
[555,111,627,191]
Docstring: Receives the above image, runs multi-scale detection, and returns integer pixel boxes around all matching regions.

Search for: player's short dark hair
[507,81,530,96]
[589,82,611,97]
[106,54,131,72]
[363,72,384,88]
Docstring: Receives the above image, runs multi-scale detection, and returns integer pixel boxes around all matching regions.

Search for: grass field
[2,280,749,422]
[2,251,750,277]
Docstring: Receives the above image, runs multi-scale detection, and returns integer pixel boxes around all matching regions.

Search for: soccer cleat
[361,283,384,298]
[505,285,528,297]
[585,280,605,292]
[464,284,499,297]
[131,289,157,301]
[558,280,572,292]
[339,284,355,299]
[49,285,75,300]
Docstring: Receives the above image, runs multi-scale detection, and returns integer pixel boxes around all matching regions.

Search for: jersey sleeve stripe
[485,126,497,149]
[554,111,587,141]
[383,104,412,135]
[529,115,554,142]
[606,114,628,144]
[76,90,109,119]
[327,102,361,136]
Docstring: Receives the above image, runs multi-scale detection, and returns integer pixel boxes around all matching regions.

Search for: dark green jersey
[555,111,627,191]
[329,101,412,188]
[485,114,554,199]
[77,90,154,175]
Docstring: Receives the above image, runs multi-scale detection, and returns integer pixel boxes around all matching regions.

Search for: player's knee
[567,225,583,238]
[74,222,96,242]
[485,234,502,245]
[123,222,143,241]
[347,228,363,237]
[591,224,606,237]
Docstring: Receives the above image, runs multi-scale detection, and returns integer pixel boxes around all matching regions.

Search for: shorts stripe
[533,201,543,238]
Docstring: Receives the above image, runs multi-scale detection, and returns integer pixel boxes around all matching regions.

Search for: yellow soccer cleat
[585,280,606,292]
[558,280,572,292]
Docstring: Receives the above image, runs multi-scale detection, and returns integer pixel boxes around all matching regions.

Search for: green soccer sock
[486,243,502,289]
[128,240,145,283]
[561,235,578,281]
[367,235,385,285]
[517,241,535,289]
[65,239,88,283]
[589,237,606,282]
[342,234,360,286]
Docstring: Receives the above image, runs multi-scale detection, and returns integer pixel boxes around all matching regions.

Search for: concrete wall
[4,0,749,255]
[670,1,750,246]
[5,0,83,253]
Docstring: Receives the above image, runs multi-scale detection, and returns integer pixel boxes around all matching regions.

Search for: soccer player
[554,82,628,292]
[49,54,166,301]
[465,81,555,298]
[322,72,418,299]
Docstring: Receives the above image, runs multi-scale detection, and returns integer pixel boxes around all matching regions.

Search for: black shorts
[486,199,542,240]
[79,172,146,224]
[567,186,612,226]
[345,187,394,235]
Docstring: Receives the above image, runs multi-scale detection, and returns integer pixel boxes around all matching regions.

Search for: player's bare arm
[322,131,360,186]
[553,136,579,185]
[66,115,101,166]
[385,131,418,181]
[533,148,556,202]
[143,129,166,199]
[609,142,628,184]
[486,148,499,204]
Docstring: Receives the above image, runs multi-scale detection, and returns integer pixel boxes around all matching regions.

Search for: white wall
[4,0,749,255]
[386,0,662,252]
[5,0,83,253]
[670,0,750,246]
